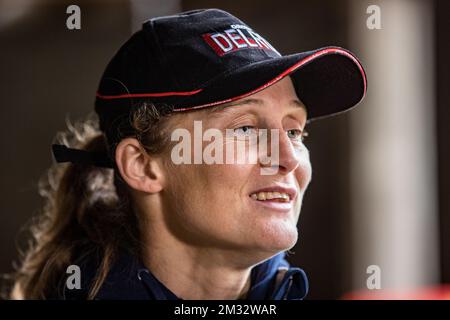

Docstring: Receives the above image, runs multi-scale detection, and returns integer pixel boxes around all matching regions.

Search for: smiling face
[160,76,312,258]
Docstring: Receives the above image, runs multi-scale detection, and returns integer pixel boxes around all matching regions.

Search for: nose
[259,128,301,175]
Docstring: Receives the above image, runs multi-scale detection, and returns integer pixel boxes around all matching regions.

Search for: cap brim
[175,47,367,120]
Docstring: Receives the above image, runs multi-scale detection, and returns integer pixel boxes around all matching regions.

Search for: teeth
[250,191,290,201]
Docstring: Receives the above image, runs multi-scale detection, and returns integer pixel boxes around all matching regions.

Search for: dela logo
[202,25,281,57]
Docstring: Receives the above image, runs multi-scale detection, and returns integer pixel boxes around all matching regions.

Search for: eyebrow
[207,98,308,118]
[207,98,262,114]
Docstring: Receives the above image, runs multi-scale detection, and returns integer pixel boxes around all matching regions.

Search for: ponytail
[10,113,138,299]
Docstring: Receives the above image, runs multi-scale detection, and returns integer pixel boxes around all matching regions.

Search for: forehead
[205,97,308,119]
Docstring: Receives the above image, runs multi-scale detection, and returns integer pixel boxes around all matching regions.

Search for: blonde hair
[9,102,175,299]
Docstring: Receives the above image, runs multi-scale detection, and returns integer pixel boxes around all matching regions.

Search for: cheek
[295,148,312,191]
[168,163,249,223]
[299,161,312,191]
[199,164,251,214]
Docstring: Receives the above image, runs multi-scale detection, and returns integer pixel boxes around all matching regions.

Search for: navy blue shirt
[60,251,308,300]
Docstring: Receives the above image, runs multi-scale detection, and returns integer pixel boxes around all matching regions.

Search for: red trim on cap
[96,89,203,100]
[173,47,367,112]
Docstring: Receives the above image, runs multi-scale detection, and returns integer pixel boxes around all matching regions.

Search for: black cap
[53,8,367,168]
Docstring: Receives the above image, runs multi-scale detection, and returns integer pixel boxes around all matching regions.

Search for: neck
[138,218,255,300]
[141,239,253,300]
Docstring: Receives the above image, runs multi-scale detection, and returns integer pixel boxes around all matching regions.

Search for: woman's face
[161,76,312,258]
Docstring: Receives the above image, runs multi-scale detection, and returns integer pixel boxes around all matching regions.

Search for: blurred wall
[349,0,439,290]
[436,0,450,285]
[0,0,132,286]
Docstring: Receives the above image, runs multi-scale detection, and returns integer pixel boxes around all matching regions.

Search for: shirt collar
[89,251,308,300]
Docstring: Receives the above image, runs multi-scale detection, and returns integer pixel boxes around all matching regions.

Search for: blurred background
[0,0,449,299]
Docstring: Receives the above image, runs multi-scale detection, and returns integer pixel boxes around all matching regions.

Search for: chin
[255,222,299,253]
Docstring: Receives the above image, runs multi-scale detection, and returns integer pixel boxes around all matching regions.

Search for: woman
[11,8,366,300]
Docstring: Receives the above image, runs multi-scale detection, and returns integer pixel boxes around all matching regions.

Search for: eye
[287,129,309,142]
[233,125,258,137]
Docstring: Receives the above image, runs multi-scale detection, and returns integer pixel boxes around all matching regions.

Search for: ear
[115,137,165,193]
